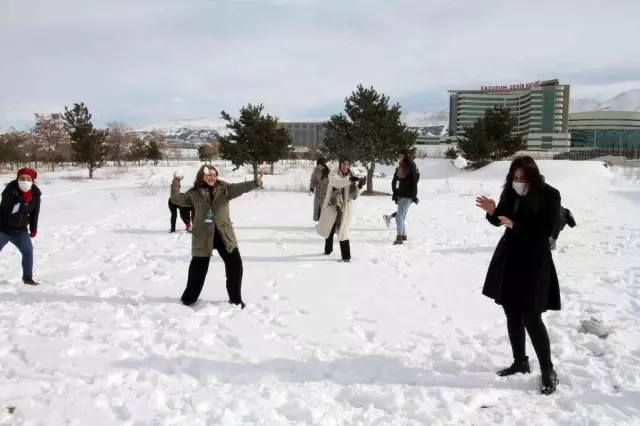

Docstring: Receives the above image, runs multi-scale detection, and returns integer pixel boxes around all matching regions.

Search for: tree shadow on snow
[154,253,337,263]
[0,291,224,308]
[113,354,536,393]
[431,246,496,255]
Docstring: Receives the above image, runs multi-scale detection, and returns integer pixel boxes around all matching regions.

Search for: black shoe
[22,276,39,286]
[324,238,333,255]
[402,235,407,241]
[541,367,559,395]
[339,240,351,261]
[393,235,403,245]
[170,229,176,233]
[497,358,531,377]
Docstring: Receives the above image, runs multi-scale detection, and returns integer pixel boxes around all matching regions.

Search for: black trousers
[503,303,553,370]
[169,200,192,231]
[181,227,244,306]
[324,222,351,260]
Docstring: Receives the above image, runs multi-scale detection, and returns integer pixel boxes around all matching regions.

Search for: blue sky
[1,0,640,129]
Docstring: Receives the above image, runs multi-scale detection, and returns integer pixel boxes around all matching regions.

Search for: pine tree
[62,103,109,178]
[146,141,163,165]
[457,105,524,166]
[128,138,148,166]
[323,85,417,193]
[218,104,292,180]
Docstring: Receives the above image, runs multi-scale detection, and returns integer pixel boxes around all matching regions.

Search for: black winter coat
[0,181,42,234]
[482,182,561,313]
[392,160,419,199]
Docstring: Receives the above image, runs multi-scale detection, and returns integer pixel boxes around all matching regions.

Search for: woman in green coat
[171,164,264,308]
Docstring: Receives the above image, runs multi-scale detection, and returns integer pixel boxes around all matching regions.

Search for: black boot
[541,367,559,395]
[339,240,351,262]
[228,300,246,309]
[324,236,333,255]
[402,234,407,241]
[497,357,531,377]
[22,276,39,286]
[393,235,403,245]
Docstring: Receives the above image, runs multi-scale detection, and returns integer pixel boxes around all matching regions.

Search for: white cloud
[1,0,640,127]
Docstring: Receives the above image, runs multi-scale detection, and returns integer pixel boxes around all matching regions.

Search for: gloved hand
[309,187,314,194]
[412,197,419,204]
[30,231,37,238]
[173,171,184,180]
[357,177,366,189]
[349,176,360,182]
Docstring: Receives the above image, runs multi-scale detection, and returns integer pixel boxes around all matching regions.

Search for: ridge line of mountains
[135,89,640,142]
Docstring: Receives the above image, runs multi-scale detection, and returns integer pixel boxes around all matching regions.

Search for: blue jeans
[395,197,412,234]
[0,231,34,277]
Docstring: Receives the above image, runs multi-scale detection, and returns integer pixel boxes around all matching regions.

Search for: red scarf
[23,189,32,204]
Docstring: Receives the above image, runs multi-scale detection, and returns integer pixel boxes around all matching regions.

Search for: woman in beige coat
[316,158,365,262]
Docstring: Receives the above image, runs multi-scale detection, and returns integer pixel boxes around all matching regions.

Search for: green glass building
[569,111,640,148]
[448,79,571,150]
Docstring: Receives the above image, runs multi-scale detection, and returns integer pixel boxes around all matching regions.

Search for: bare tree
[0,129,29,170]
[32,113,70,171]
[106,121,134,166]
[169,146,183,165]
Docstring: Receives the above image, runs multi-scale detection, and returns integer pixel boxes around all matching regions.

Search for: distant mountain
[570,89,640,113]
[402,109,449,137]
[135,89,640,142]
[135,117,229,142]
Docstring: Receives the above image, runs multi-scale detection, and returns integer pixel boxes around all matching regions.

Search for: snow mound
[376,159,462,180]
[454,155,468,169]
[465,160,614,184]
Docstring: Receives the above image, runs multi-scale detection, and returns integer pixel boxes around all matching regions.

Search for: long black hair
[502,155,545,198]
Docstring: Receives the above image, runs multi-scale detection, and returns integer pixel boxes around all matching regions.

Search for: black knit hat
[316,157,326,166]
[339,157,350,165]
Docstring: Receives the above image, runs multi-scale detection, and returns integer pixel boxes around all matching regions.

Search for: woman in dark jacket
[168,197,193,233]
[390,149,419,245]
[0,168,41,285]
[475,156,561,395]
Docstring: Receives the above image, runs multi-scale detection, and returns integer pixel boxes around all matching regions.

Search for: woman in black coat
[475,156,561,395]
[0,168,41,285]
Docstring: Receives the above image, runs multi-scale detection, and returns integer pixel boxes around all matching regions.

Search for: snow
[1,160,640,425]
[570,89,640,113]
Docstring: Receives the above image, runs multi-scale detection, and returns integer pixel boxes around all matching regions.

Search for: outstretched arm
[225,179,260,201]
[170,178,194,207]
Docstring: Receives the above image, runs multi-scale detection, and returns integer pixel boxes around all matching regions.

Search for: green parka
[170,177,259,256]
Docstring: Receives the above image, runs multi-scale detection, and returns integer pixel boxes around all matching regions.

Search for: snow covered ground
[1,159,639,425]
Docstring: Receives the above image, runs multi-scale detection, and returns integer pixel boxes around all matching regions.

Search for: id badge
[204,208,215,224]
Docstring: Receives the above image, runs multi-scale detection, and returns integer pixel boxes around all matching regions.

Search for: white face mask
[512,181,528,196]
[18,180,33,192]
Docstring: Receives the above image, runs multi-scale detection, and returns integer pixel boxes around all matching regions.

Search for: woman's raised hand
[475,196,496,215]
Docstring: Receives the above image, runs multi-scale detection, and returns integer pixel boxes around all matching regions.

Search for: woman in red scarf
[0,168,41,285]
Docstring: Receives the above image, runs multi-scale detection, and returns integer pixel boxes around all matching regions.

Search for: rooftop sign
[480,81,542,92]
